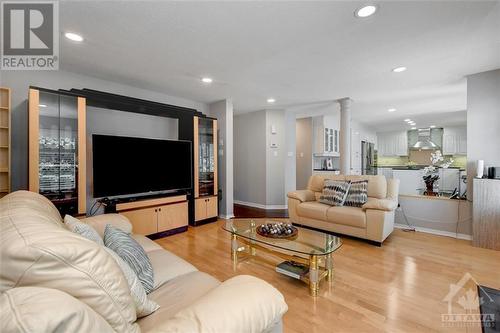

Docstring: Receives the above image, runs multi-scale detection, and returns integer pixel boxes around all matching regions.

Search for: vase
[425,181,434,194]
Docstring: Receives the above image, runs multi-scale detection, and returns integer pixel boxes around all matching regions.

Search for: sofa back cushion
[307,175,387,199]
[0,191,139,333]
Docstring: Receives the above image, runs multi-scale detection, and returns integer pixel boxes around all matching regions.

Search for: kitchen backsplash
[377,154,466,169]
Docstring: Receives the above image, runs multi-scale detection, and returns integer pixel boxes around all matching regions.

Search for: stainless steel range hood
[411,128,438,150]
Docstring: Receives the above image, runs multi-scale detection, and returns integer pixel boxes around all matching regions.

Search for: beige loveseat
[0,191,287,333]
[288,175,400,245]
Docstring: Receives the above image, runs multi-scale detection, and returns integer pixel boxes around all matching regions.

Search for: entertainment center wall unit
[27,86,218,237]
[28,88,87,215]
[116,195,188,237]
[193,116,219,225]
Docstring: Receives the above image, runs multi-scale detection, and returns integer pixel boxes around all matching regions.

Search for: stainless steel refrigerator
[361,141,376,175]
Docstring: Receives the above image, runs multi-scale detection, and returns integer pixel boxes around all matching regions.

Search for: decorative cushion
[104,224,154,294]
[64,215,104,245]
[319,180,351,206]
[104,247,160,318]
[344,180,369,207]
[0,287,115,333]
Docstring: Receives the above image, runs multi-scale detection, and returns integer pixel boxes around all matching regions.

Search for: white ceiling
[59,1,500,130]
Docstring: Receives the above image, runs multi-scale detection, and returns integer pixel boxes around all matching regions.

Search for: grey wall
[466,69,500,198]
[234,109,286,208]
[0,69,207,191]
[209,99,234,219]
[296,117,312,190]
[234,111,267,206]
[265,109,286,206]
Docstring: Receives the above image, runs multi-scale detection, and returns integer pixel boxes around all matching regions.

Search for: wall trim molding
[234,200,288,210]
[394,223,472,240]
[219,214,235,220]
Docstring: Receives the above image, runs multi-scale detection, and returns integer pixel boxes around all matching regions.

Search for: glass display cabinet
[193,116,218,224]
[28,88,86,216]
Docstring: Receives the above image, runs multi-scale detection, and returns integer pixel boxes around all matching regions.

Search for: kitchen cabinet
[351,130,361,175]
[442,126,466,155]
[377,131,408,156]
[393,169,424,195]
[438,168,460,192]
[377,167,394,179]
[313,115,339,156]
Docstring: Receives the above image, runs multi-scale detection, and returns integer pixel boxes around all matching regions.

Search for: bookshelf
[0,87,11,198]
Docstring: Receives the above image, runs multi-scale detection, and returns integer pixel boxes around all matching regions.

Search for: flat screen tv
[92,134,192,198]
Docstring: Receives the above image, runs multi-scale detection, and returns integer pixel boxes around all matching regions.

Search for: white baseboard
[394,223,472,240]
[234,200,288,210]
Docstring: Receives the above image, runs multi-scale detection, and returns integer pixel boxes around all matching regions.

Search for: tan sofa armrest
[151,275,287,333]
[80,214,132,237]
[362,198,397,212]
[287,190,316,202]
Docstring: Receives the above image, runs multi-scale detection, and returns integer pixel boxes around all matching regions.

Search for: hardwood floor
[155,220,500,333]
[234,204,288,218]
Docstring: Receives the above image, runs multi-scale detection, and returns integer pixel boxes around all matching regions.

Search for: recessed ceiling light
[388,108,396,112]
[411,127,417,130]
[409,122,416,125]
[64,32,83,42]
[39,104,47,108]
[392,66,407,73]
[355,5,378,18]
[267,98,276,104]
[404,119,411,122]
[430,125,436,128]
[201,77,213,84]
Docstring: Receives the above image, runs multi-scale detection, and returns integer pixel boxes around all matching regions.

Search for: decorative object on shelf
[422,150,453,194]
[477,160,484,178]
[257,222,298,239]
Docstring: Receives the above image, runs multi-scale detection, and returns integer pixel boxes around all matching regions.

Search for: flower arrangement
[422,150,454,193]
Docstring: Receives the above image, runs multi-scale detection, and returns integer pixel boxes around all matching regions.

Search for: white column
[338,98,353,175]
[209,99,234,219]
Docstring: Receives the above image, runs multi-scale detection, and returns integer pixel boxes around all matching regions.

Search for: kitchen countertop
[376,165,466,171]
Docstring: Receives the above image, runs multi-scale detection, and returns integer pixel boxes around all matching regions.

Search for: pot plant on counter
[422,150,453,195]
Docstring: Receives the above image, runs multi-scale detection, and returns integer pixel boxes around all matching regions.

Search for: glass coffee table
[223,219,342,296]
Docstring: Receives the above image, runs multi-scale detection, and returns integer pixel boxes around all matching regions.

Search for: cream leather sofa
[0,191,287,333]
[288,175,400,245]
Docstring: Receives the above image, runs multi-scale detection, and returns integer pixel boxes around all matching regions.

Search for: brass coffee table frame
[228,222,336,297]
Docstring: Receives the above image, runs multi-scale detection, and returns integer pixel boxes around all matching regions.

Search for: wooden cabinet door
[206,196,218,218]
[195,197,207,221]
[121,207,157,235]
[157,202,188,232]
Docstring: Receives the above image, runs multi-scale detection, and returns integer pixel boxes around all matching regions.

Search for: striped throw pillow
[319,180,351,206]
[344,180,369,207]
[103,247,159,317]
[104,224,154,294]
